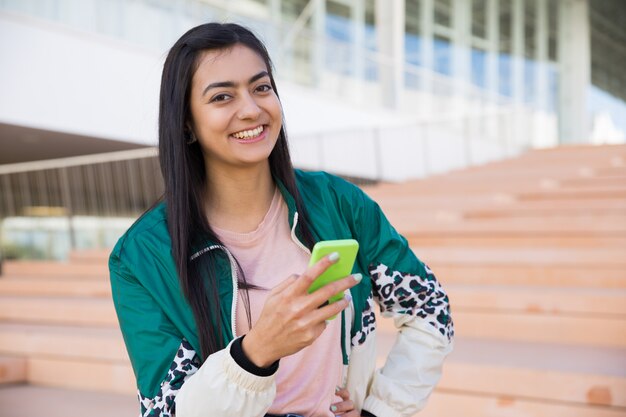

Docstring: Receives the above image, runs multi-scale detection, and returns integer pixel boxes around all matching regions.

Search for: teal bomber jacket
[109,170,454,417]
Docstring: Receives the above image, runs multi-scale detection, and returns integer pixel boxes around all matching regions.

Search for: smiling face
[188,44,282,172]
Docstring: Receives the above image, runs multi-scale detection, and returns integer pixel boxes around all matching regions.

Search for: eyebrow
[202,71,269,97]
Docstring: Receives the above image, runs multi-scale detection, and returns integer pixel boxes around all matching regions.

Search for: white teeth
[233,126,264,139]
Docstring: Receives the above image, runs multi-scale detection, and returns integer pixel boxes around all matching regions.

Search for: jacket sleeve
[109,249,276,417]
[348,184,454,417]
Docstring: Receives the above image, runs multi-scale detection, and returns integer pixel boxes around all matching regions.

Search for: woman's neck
[204,163,276,233]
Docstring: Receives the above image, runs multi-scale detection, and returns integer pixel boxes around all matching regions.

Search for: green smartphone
[307,239,359,306]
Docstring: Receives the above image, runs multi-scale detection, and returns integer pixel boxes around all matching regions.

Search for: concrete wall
[0,11,162,145]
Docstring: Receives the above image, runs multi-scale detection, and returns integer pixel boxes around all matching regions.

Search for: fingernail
[328,252,340,262]
[344,293,352,302]
[330,405,337,412]
[335,385,341,393]
[353,273,363,283]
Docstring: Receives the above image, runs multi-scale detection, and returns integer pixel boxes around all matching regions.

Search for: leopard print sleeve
[138,339,201,417]
[369,262,454,342]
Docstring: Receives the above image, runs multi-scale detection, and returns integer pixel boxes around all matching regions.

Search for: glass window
[547,0,558,62]
[524,0,536,59]
[434,0,451,28]
[498,0,512,97]
[472,0,487,39]
[406,0,421,36]
[434,34,452,75]
[471,48,487,88]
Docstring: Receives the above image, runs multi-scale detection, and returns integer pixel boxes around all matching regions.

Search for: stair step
[27,357,135,394]
[447,285,626,316]
[0,277,111,297]
[454,311,625,347]
[421,390,625,417]
[400,216,626,234]
[377,309,626,347]
[68,250,111,263]
[0,385,137,417]
[517,187,626,201]
[464,205,626,218]
[0,297,117,326]
[368,194,626,211]
[408,235,626,248]
[412,247,626,267]
[0,323,127,362]
[432,264,626,288]
[2,261,108,278]
[0,356,26,384]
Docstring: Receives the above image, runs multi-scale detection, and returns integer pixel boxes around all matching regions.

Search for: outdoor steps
[0,356,26,385]
[0,277,111,297]
[367,178,626,196]
[374,197,626,213]
[1,278,625,347]
[0,323,134,394]
[0,296,117,326]
[408,235,626,248]
[375,290,626,347]
[28,357,135,395]
[2,261,108,279]
[412,247,626,266]
[68,249,113,263]
[447,285,626,316]
[375,333,626,416]
[0,323,126,362]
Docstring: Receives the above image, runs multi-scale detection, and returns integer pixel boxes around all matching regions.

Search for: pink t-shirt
[214,188,343,417]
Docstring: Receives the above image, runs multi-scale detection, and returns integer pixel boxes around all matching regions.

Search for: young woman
[109,23,453,417]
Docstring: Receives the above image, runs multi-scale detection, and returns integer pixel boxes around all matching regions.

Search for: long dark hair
[159,22,315,361]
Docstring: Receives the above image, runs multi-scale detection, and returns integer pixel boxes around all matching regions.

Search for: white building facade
[1,0,624,257]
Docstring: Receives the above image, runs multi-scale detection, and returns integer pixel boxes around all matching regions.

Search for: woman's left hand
[330,386,359,416]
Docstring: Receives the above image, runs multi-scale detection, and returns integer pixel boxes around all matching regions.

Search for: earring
[185,131,197,145]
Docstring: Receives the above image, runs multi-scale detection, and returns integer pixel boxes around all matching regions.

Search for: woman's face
[188,44,282,171]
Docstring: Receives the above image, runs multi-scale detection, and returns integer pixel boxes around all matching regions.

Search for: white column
[486,0,499,101]
[558,0,590,143]
[420,0,434,71]
[452,0,471,83]
[312,0,326,87]
[375,0,405,109]
[268,0,282,59]
[452,0,471,113]
[535,0,548,111]
[351,0,366,103]
[512,0,525,104]
[420,0,434,114]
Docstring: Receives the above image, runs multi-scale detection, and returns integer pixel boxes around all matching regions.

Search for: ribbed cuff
[230,335,279,377]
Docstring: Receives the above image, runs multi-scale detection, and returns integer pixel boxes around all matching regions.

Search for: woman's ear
[184,124,198,145]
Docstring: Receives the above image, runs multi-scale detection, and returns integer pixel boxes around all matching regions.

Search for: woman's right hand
[241,254,361,367]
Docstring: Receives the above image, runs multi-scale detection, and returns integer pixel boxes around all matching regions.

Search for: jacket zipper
[190,245,239,339]
[290,212,311,255]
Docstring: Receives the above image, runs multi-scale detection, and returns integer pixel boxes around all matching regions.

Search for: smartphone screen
[307,239,359,305]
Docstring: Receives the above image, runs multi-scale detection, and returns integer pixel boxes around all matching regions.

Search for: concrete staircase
[366,144,626,417]
[1,144,625,416]
[0,254,134,397]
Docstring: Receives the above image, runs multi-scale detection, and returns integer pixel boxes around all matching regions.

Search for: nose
[237,92,261,120]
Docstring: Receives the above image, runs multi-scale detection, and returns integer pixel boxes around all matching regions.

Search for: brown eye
[256,84,272,93]
[210,93,231,103]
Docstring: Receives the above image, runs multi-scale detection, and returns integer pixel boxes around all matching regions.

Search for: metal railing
[0,148,161,220]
